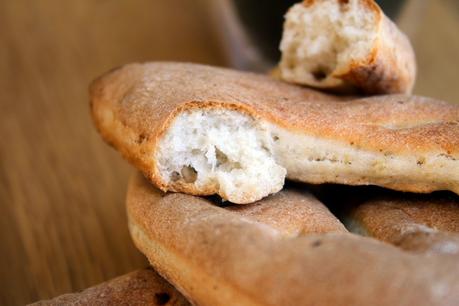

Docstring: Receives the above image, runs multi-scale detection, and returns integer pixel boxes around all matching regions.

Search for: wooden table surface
[0,0,458,305]
[0,1,224,304]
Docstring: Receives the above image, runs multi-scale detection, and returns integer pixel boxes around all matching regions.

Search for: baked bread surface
[30,267,190,306]
[127,173,459,306]
[346,194,459,255]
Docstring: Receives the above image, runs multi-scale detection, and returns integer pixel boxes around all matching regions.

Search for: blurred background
[0,0,458,304]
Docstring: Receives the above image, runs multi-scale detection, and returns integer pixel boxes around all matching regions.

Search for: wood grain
[0,1,223,305]
[0,0,458,305]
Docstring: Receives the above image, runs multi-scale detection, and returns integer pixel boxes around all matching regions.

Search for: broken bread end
[279,0,416,94]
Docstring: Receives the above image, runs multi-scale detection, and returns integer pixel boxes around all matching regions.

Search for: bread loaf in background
[345,193,459,255]
[279,0,416,94]
[30,268,190,306]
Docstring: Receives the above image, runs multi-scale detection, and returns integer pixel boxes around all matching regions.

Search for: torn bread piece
[127,173,459,306]
[280,0,416,94]
[31,268,190,306]
[345,194,459,255]
[90,62,459,204]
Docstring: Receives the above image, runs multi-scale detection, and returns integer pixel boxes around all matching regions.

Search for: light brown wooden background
[0,1,224,305]
[0,0,458,305]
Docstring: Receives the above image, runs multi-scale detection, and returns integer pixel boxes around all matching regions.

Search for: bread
[345,194,459,255]
[30,267,190,305]
[90,62,459,203]
[279,0,416,94]
[127,173,459,306]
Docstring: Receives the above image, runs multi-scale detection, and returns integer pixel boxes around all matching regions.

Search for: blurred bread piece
[127,173,459,306]
[90,62,459,204]
[30,268,190,306]
[345,194,459,255]
[279,0,416,94]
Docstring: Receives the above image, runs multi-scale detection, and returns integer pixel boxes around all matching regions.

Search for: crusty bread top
[90,62,459,158]
[127,173,459,306]
[31,267,190,306]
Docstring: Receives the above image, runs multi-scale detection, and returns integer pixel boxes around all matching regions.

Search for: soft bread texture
[345,194,459,255]
[90,62,459,204]
[30,268,190,306]
[157,109,286,204]
[280,0,416,94]
[127,173,459,306]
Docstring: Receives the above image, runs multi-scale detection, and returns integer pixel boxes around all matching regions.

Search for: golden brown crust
[127,173,459,306]
[30,267,190,306]
[347,194,459,254]
[90,62,459,198]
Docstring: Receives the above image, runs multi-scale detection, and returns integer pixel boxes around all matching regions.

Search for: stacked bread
[36,0,459,305]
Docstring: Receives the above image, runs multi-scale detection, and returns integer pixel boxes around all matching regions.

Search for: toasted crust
[90,62,459,199]
[346,194,459,254]
[127,173,459,306]
[281,0,416,94]
[30,268,190,306]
